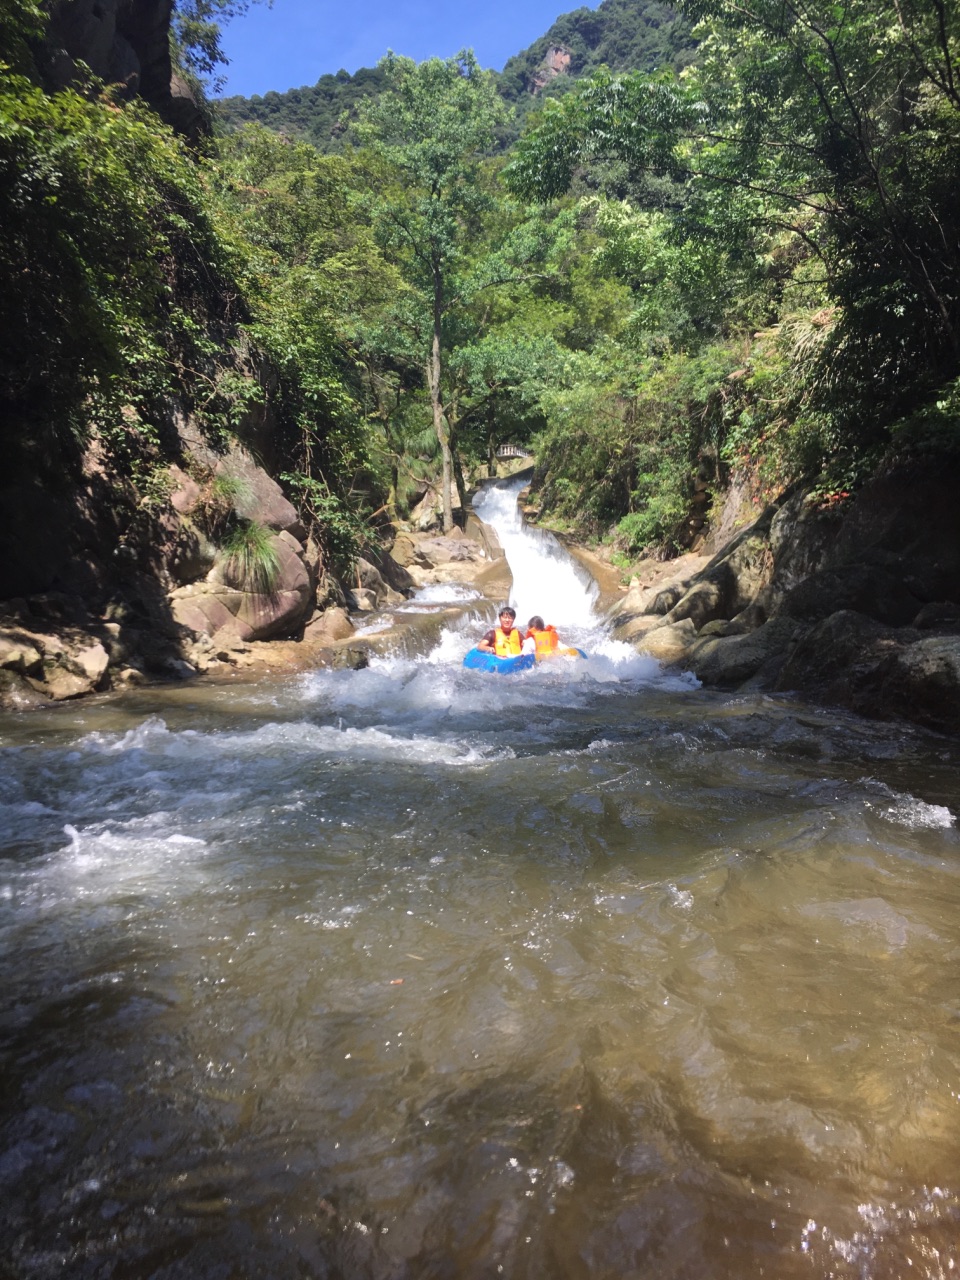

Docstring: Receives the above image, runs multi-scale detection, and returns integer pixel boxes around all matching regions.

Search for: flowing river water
[2,478,960,1279]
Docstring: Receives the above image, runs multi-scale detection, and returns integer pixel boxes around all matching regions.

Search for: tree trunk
[453,447,468,517]
[428,296,453,533]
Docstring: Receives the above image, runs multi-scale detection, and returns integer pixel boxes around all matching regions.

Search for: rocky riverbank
[605,460,960,735]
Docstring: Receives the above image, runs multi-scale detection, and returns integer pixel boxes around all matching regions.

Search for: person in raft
[477,606,525,657]
[523,615,564,658]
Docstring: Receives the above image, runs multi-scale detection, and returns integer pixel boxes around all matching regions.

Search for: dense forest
[2,0,959,594]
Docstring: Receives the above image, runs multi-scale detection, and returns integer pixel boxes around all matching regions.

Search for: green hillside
[500,0,693,99]
[214,0,695,148]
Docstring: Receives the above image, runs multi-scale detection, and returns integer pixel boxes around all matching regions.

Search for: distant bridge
[495,444,532,459]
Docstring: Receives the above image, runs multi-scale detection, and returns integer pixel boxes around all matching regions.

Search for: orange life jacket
[494,626,522,657]
[528,625,559,658]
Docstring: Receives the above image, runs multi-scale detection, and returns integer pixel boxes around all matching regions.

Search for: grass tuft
[220,521,281,595]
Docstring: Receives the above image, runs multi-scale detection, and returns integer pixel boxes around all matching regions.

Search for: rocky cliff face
[41,0,206,136]
[531,47,572,93]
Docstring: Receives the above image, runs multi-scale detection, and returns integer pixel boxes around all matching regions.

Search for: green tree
[355,51,509,530]
[508,0,960,448]
[172,0,269,86]
[212,124,404,567]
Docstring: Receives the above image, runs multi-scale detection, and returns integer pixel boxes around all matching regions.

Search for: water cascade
[472,476,599,631]
[1,482,959,1278]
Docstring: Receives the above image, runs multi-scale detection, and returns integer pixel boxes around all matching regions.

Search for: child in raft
[522,615,566,658]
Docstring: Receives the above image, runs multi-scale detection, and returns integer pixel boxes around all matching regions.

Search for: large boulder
[876,635,960,733]
[775,610,893,694]
[663,531,774,631]
[688,617,802,687]
[416,533,486,565]
[303,607,355,644]
[774,610,960,733]
[636,619,697,664]
[348,556,407,609]
[43,0,208,138]
[169,530,312,642]
[168,448,304,540]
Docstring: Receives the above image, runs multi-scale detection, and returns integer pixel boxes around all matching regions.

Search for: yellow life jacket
[494,626,522,657]
[529,625,559,658]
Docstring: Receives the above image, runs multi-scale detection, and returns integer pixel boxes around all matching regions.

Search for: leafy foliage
[504,0,960,542]
[0,63,244,484]
[5,0,960,598]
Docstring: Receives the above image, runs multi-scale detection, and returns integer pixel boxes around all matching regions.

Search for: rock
[355,556,404,608]
[0,669,47,709]
[330,647,369,671]
[662,578,725,630]
[636,618,698,664]
[163,658,196,680]
[29,663,95,701]
[214,452,306,541]
[697,618,750,638]
[661,530,774,630]
[383,534,427,569]
[608,553,712,627]
[304,608,355,644]
[363,547,417,595]
[876,635,960,733]
[775,610,892,695]
[779,564,924,627]
[610,613,670,644]
[913,601,960,631]
[315,570,347,611]
[71,642,110,685]
[346,588,378,613]
[416,535,485,566]
[168,464,202,515]
[115,666,147,687]
[408,487,444,531]
[774,610,960,732]
[170,530,313,643]
[688,617,802,687]
[0,632,43,677]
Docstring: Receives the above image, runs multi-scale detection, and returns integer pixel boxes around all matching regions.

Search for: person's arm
[476,629,496,653]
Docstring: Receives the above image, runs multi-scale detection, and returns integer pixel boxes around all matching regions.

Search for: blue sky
[215,0,588,98]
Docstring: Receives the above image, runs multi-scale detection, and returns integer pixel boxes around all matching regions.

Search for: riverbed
[1,481,958,1278]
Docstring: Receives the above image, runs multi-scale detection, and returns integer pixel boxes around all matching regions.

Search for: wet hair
[527,616,544,631]
[498,605,516,619]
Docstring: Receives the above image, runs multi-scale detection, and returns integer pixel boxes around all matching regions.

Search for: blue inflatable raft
[462,648,536,674]
[462,647,587,674]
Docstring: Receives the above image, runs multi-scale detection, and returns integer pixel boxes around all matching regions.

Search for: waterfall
[472,476,599,631]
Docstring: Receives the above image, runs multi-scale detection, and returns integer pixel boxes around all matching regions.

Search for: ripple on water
[0,614,960,1276]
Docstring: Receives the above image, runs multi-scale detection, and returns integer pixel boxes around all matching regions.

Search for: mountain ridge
[214,0,695,148]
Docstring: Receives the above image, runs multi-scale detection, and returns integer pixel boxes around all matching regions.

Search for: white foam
[878,795,954,830]
[401,584,481,606]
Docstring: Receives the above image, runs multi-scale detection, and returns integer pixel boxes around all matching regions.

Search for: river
[1,478,959,1279]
